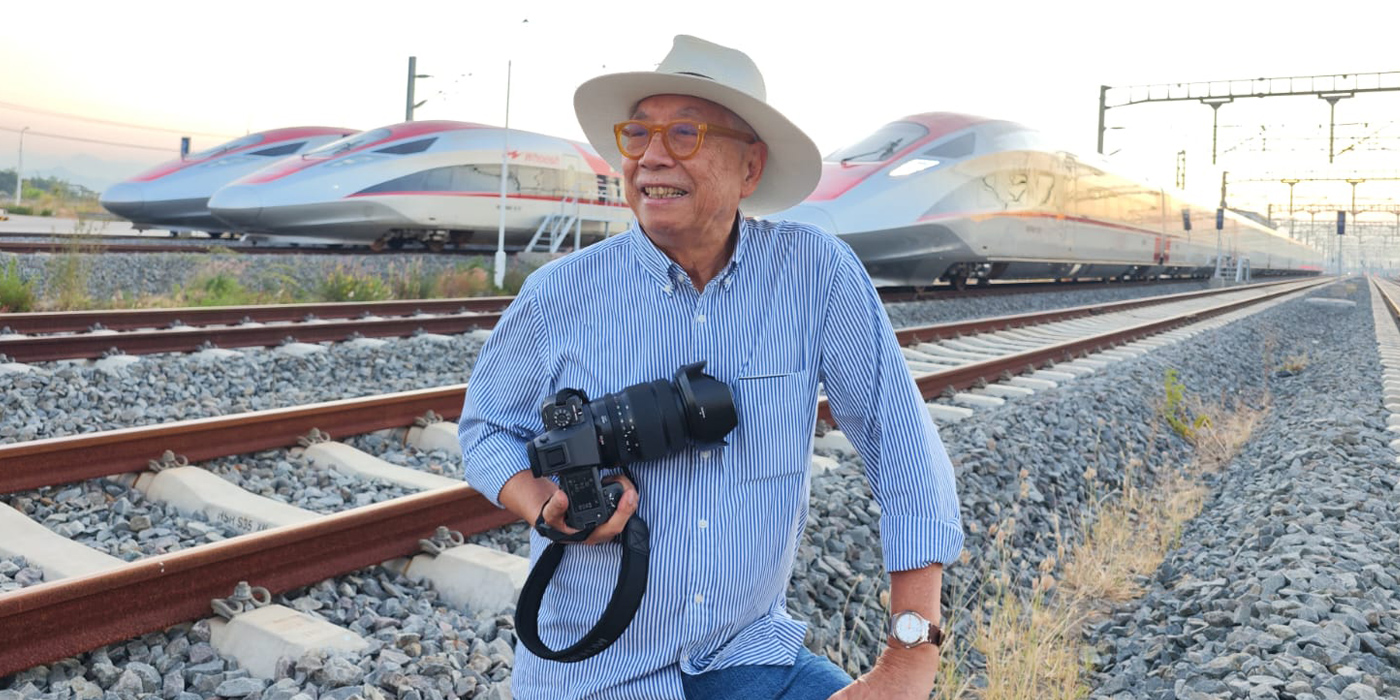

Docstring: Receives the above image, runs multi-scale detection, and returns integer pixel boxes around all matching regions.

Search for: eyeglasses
[613,120,759,160]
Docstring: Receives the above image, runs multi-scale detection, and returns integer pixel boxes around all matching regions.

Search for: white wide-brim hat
[574,35,821,216]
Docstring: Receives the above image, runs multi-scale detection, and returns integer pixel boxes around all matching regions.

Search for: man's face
[622,95,766,248]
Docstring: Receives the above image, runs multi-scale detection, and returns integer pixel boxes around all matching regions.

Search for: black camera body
[527,362,737,531]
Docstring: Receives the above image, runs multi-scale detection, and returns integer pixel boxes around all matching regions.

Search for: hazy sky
[3,0,1398,217]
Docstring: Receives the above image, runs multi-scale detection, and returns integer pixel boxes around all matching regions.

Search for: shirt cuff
[879,513,966,572]
[459,429,532,508]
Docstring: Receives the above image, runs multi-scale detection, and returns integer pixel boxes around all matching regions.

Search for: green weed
[0,257,36,312]
[1161,369,1211,441]
[316,265,393,302]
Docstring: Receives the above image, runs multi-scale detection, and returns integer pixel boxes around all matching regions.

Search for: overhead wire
[0,99,237,139]
[0,125,175,153]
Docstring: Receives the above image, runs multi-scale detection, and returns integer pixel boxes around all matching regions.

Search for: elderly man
[459,35,963,700]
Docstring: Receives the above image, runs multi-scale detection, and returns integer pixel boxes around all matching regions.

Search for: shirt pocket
[730,370,814,482]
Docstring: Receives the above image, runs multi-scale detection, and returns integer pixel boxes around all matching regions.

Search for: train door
[1154,190,1172,267]
[1055,152,1079,260]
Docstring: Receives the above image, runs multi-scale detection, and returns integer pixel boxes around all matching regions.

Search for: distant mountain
[23,151,170,193]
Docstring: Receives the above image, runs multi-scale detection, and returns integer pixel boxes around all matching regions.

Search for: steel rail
[0,240,489,256]
[819,278,1327,424]
[877,277,1200,302]
[890,278,1295,347]
[1372,277,1400,322]
[0,297,514,334]
[0,278,1327,677]
[0,312,502,362]
[0,385,468,495]
[0,484,517,679]
[0,280,1293,363]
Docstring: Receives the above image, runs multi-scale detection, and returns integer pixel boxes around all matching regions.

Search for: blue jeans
[681,647,854,700]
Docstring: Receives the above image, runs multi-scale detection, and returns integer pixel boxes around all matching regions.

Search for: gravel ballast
[1,260,1357,697]
[1085,282,1400,700]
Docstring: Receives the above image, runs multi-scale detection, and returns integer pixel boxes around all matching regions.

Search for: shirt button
[698,450,711,459]
[695,314,705,323]
[694,593,704,604]
[698,519,708,529]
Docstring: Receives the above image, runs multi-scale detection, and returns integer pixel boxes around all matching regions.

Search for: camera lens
[593,363,736,467]
[676,366,738,445]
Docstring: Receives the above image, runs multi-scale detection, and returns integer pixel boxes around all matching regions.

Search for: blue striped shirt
[458,217,963,699]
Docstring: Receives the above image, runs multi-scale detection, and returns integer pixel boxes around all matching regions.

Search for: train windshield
[827,122,928,164]
[302,128,392,159]
[187,134,264,161]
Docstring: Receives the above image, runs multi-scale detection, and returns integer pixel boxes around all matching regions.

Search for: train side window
[422,166,454,192]
[355,170,427,194]
[450,165,500,192]
[250,142,306,157]
[922,132,975,159]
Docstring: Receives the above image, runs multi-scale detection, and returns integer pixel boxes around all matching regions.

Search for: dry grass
[435,265,493,297]
[943,379,1268,699]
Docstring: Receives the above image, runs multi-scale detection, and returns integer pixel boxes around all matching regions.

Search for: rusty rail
[0,297,514,334]
[0,385,468,495]
[1372,277,1400,322]
[0,313,501,362]
[0,484,516,678]
[0,277,1324,678]
[820,278,1326,424]
[891,278,1294,346]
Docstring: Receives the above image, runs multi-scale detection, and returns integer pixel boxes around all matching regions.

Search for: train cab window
[923,132,975,159]
[304,128,391,159]
[375,138,437,155]
[826,122,928,164]
[250,142,306,157]
[188,134,264,161]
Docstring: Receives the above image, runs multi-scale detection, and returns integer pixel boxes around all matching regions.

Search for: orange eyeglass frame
[613,120,759,160]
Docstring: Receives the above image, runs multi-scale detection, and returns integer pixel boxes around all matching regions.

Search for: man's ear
[739,142,768,199]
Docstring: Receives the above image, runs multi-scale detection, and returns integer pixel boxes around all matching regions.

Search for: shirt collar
[628,213,750,294]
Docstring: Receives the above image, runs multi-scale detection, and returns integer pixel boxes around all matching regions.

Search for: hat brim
[574,72,821,216]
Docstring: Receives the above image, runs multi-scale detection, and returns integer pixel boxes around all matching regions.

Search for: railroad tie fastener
[419,526,465,556]
[297,428,333,446]
[212,581,272,620]
[147,450,190,473]
[413,410,444,428]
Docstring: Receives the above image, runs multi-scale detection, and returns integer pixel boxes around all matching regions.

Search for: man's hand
[830,645,940,700]
[538,474,639,545]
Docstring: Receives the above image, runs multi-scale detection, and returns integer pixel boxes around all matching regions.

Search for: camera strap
[514,514,651,663]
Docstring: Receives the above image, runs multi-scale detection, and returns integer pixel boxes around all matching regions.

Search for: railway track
[0,280,1257,364]
[0,275,1330,678]
[0,236,503,257]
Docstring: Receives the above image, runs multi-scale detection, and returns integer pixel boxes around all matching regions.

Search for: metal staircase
[525,197,582,253]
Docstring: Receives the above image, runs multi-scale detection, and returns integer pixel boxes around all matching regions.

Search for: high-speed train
[207,120,632,251]
[771,113,1323,287]
[99,126,355,236]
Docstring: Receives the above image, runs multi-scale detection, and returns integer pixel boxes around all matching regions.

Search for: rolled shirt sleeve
[458,291,552,506]
[818,248,965,572]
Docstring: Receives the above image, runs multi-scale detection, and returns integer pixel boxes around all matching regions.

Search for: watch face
[893,613,924,644]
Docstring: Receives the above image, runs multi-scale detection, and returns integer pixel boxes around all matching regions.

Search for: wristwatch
[888,610,944,648]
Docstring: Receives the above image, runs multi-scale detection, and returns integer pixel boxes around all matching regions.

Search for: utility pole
[405,57,430,122]
[495,59,512,290]
[1214,171,1228,280]
[1201,97,1232,165]
[1096,85,1108,155]
[1282,178,1299,239]
[15,126,29,206]
[1347,178,1364,275]
[1319,92,1353,163]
